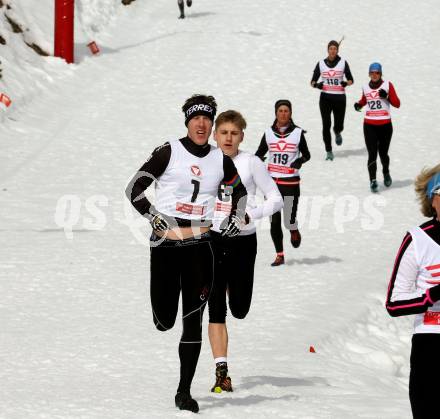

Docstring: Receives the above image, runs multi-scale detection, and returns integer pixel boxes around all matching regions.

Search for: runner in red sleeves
[354,62,400,192]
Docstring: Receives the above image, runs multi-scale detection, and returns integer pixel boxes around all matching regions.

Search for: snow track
[1,0,439,417]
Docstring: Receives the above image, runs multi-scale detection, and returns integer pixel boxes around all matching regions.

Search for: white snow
[1,0,439,417]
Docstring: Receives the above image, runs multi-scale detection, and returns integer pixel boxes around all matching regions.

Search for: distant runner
[354,62,400,193]
[255,99,311,266]
[311,40,353,161]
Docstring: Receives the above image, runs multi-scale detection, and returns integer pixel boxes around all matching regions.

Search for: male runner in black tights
[126,94,246,413]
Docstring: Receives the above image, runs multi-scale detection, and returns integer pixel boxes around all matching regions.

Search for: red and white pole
[54,0,74,64]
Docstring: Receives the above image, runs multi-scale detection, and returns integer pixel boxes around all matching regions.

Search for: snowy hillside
[0,0,120,122]
[1,0,439,418]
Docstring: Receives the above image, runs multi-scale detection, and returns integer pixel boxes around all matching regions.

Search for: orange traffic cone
[87,41,100,55]
[0,93,12,107]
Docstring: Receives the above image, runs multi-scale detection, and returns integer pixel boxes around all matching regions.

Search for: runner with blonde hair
[386,163,440,418]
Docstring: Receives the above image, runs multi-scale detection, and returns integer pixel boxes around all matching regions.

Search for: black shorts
[208,231,257,323]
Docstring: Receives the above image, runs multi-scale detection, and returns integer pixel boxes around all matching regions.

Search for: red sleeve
[358,92,367,106]
[388,82,400,108]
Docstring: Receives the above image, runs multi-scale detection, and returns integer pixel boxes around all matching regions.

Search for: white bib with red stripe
[265,127,301,178]
[362,80,391,121]
[319,59,346,94]
[410,226,440,334]
[155,140,224,220]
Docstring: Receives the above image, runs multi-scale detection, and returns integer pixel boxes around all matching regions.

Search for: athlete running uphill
[126,95,247,413]
[255,99,311,266]
[209,110,282,393]
[311,40,354,161]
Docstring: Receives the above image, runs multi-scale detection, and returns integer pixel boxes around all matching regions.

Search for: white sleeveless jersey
[410,226,440,334]
[319,58,346,94]
[154,140,224,220]
[362,80,391,121]
[211,151,283,235]
[265,127,301,178]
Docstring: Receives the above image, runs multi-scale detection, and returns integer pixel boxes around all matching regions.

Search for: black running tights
[270,183,300,253]
[363,122,393,182]
[150,234,214,394]
[319,94,346,152]
[409,333,440,419]
[208,232,257,323]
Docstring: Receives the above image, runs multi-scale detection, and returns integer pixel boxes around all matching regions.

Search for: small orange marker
[87,41,100,55]
[0,93,12,107]
[309,345,316,353]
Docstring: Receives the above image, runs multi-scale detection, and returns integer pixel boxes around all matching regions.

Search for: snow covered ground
[1,0,439,417]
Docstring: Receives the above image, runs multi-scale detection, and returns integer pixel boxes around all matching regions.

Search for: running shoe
[175,392,199,413]
[384,173,392,187]
[335,133,343,146]
[211,366,233,393]
[290,229,302,248]
[271,254,285,267]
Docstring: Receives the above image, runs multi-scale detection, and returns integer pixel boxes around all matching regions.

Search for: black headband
[184,102,216,126]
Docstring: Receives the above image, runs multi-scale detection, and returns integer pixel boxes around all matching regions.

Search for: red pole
[54,0,74,64]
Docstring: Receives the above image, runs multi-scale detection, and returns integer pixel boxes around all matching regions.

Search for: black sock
[177,342,201,394]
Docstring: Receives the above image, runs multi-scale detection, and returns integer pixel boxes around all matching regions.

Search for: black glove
[378,89,388,99]
[341,81,348,87]
[220,214,241,237]
[354,102,362,112]
[428,284,440,302]
[290,158,303,170]
[149,213,170,232]
[314,82,324,90]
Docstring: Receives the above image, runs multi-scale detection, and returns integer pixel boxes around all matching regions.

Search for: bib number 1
[191,179,200,203]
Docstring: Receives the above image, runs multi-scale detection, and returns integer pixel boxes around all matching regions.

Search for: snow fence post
[54,0,75,64]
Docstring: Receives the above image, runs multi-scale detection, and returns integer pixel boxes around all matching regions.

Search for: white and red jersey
[155,140,224,220]
[211,151,283,235]
[319,58,346,94]
[386,222,440,334]
[362,80,391,122]
[265,127,301,179]
[358,80,400,125]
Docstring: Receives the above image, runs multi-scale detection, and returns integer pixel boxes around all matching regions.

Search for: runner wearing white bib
[386,166,440,419]
[208,110,282,393]
[126,95,247,413]
[354,62,400,192]
[255,99,311,266]
[311,40,353,160]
